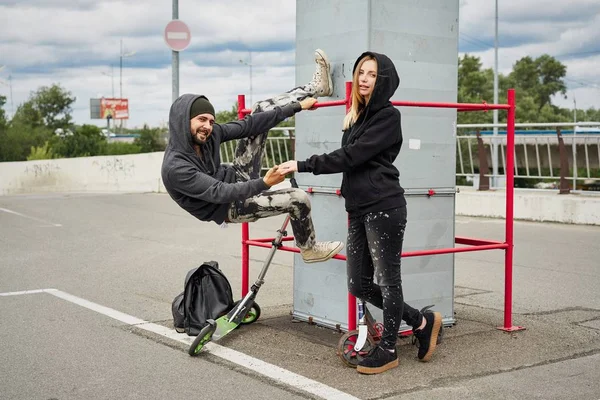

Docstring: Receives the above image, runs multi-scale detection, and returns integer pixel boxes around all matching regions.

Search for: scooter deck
[211,315,239,341]
[211,299,254,340]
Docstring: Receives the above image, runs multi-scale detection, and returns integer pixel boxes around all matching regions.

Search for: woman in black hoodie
[278,52,442,374]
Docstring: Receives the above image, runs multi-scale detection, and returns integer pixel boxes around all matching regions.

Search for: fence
[220,122,600,192]
[235,87,523,333]
[456,122,600,192]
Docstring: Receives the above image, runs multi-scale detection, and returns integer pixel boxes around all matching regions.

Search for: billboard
[90,98,129,120]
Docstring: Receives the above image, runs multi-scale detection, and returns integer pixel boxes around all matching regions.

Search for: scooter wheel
[188,320,216,356]
[336,330,377,368]
[233,300,261,324]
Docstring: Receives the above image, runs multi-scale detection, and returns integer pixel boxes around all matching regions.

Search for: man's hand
[263,165,285,188]
[278,160,298,176]
[299,97,318,110]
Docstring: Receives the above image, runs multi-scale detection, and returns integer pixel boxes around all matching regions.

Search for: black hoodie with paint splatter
[161,94,300,225]
[297,52,406,215]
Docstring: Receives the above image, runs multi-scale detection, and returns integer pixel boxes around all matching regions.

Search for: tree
[509,55,567,111]
[134,124,166,152]
[458,54,493,103]
[27,141,54,160]
[0,121,53,162]
[12,84,76,131]
[215,104,238,124]
[11,100,44,128]
[51,124,104,158]
[0,95,7,132]
[457,55,496,125]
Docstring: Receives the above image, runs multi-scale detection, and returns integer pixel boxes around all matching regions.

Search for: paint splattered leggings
[346,206,423,350]
[226,85,316,250]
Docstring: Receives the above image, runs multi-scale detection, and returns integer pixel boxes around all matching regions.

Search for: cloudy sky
[0,0,599,129]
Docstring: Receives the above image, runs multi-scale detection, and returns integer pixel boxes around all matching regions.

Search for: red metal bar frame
[237,83,523,332]
[238,95,250,297]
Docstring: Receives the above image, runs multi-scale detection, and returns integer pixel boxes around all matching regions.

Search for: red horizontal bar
[391,100,510,111]
[244,240,347,261]
[455,236,504,246]
[457,108,490,113]
[249,236,295,243]
[401,243,508,257]
[312,100,347,108]
[242,100,506,115]
[245,239,507,260]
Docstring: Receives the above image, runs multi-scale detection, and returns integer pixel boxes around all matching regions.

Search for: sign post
[164,16,191,104]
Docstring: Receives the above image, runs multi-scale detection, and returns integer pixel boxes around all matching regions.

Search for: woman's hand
[278,160,298,176]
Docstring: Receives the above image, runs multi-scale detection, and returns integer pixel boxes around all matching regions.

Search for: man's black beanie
[190,96,215,119]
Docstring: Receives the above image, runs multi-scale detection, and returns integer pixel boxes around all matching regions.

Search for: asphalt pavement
[1,192,599,400]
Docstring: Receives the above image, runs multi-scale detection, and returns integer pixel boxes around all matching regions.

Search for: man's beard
[192,130,210,145]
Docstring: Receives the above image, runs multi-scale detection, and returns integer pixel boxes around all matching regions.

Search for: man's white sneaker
[301,241,344,263]
[308,49,334,97]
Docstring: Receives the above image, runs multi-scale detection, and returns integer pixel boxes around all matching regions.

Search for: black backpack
[172,261,235,336]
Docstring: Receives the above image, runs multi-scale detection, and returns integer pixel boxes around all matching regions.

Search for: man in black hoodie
[161,49,344,263]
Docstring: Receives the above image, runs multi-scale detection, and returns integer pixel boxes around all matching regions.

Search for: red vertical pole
[345,81,357,331]
[500,89,523,331]
[237,94,246,120]
[238,94,250,297]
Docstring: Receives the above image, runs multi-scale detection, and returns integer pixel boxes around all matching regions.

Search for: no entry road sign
[164,20,191,52]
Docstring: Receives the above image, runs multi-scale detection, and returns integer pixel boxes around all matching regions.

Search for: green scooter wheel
[188,320,216,356]
[232,300,261,324]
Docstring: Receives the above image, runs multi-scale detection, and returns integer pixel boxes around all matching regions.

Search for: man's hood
[352,51,400,114]
[166,93,217,173]
[168,93,210,155]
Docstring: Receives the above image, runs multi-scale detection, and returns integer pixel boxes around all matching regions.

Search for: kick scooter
[189,179,300,356]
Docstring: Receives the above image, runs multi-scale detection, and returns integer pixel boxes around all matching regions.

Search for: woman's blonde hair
[343,55,377,130]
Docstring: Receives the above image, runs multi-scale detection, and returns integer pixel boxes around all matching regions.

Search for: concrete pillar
[293,0,460,330]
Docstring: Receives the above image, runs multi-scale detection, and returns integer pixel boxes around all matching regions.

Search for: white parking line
[0,207,62,227]
[1,288,360,400]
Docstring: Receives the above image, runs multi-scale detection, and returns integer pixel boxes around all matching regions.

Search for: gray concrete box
[293,193,456,330]
[293,0,459,330]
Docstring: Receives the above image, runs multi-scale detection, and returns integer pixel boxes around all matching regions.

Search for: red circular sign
[164,20,191,52]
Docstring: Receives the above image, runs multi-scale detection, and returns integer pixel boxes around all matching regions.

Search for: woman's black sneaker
[356,345,398,374]
[413,309,442,362]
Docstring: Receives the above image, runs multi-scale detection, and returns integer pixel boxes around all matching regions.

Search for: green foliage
[133,124,166,152]
[99,141,142,155]
[32,84,76,130]
[11,100,44,128]
[11,84,75,131]
[215,104,238,124]
[457,54,576,125]
[27,141,54,160]
[0,95,7,132]
[50,124,104,158]
[0,121,53,162]
[508,55,567,111]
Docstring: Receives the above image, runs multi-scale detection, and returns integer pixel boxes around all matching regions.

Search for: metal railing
[219,127,295,169]
[220,122,600,191]
[456,122,600,191]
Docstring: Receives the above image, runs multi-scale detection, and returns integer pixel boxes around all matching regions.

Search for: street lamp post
[0,65,14,117]
[101,66,115,98]
[119,40,135,133]
[492,0,499,188]
[119,39,136,100]
[239,51,253,106]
